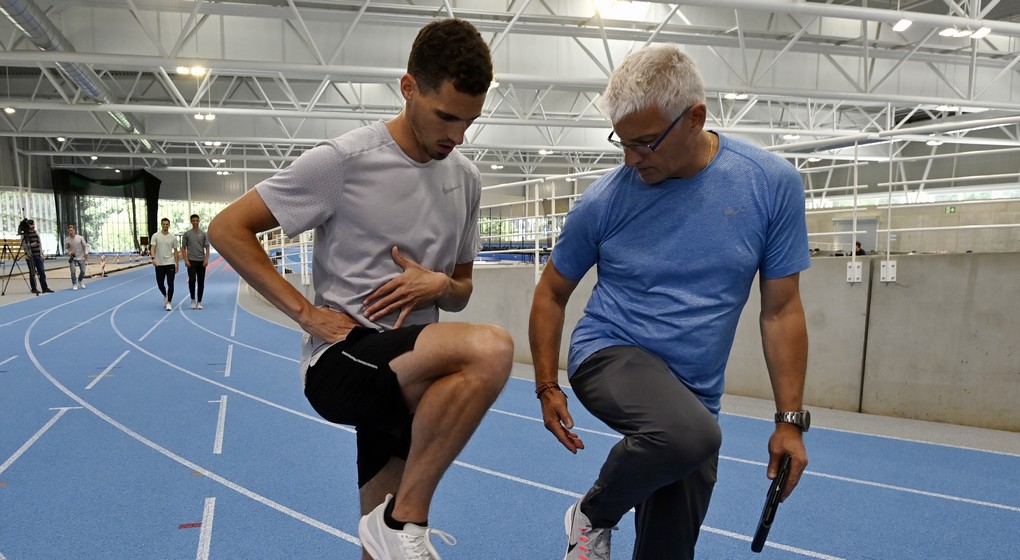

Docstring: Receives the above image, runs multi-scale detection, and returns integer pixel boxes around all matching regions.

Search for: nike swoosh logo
[567,542,578,553]
[442,184,463,194]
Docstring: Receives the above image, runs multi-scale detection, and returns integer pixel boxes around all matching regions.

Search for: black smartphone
[751,454,792,553]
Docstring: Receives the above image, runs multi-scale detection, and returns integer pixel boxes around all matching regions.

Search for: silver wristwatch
[775,410,811,432]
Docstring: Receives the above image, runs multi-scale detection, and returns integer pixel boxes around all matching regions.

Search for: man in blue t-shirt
[530,44,812,560]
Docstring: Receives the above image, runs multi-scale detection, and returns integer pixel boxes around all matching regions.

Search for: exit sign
[945,206,956,214]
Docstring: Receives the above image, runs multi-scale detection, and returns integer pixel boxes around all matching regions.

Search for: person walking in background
[529,44,811,560]
[209,19,511,560]
[149,217,179,311]
[64,224,89,291]
[182,214,211,309]
[23,220,53,294]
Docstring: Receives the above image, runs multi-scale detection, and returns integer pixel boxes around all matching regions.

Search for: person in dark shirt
[23,220,53,293]
[855,241,866,256]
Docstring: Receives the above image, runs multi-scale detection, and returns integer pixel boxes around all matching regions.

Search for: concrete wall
[807,199,1020,254]
[447,254,1020,432]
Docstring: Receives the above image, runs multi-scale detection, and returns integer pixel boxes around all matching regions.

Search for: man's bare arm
[208,189,356,342]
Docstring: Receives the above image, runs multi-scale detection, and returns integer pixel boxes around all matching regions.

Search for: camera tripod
[1,237,35,296]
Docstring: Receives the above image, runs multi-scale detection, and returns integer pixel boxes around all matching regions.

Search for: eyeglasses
[607,106,692,154]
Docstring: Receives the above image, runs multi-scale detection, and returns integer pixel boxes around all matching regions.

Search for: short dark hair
[190,214,200,220]
[27,219,34,225]
[407,19,493,95]
[161,217,170,223]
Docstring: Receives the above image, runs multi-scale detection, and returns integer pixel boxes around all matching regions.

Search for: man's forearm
[529,294,567,385]
[760,309,808,411]
[437,275,472,311]
[211,223,312,325]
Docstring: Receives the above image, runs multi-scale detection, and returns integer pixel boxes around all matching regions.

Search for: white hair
[599,44,706,123]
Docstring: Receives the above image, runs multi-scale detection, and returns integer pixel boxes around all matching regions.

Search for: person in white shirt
[149,217,180,311]
[63,224,89,290]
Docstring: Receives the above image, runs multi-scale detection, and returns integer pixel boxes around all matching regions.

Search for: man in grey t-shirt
[181,214,211,309]
[210,19,511,560]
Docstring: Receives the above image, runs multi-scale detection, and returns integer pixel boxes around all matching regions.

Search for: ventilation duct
[0,0,166,163]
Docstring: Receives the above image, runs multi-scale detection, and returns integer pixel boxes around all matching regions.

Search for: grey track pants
[572,345,722,560]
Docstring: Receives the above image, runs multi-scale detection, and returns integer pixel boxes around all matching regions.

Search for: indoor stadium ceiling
[0,0,1018,188]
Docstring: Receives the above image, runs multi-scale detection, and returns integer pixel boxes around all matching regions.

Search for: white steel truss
[0,0,1016,196]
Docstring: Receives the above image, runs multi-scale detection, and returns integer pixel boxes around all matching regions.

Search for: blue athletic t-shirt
[551,133,810,414]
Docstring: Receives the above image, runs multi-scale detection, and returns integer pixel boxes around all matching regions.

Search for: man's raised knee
[467,323,514,381]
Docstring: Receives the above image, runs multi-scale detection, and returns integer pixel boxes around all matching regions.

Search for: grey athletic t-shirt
[181,229,210,261]
[255,120,482,374]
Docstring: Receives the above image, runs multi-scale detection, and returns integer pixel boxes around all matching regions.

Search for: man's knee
[458,324,514,387]
[475,323,514,367]
[647,415,721,473]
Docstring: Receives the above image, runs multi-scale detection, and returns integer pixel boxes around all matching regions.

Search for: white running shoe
[72,285,78,291]
[564,498,613,560]
[358,494,456,560]
[80,281,85,288]
[196,302,204,310]
[190,300,198,309]
[165,302,172,311]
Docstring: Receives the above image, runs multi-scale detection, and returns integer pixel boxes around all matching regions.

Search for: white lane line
[85,350,130,390]
[196,497,216,560]
[0,407,82,476]
[1,355,17,366]
[23,311,361,547]
[721,409,1020,459]
[39,309,113,346]
[231,279,240,337]
[0,309,46,326]
[139,300,184,342]
[109,304,348,431]
[26,275,139,340]
[488,407,1020,513]
[224,344,234,377]
[700,526,845,560]
[179,308,297,362]
[451,460,844,559]
[209,396,228,455]
[2,277,140,327]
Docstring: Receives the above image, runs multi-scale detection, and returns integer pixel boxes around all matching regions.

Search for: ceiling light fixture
[490,164,503,170]
[892,19,912,32]
[538,149,554,156]
[971,27,991,40]
[3,106,14,114]
[57,136,66,142]
[926,137,944,146]
[724,92,749,101]
[177,66,207,76]
[939,27,958,37]
[90,155,98,160]
[783,133,801,140]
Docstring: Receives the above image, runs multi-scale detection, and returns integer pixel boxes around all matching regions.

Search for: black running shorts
[304,324,428,487]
